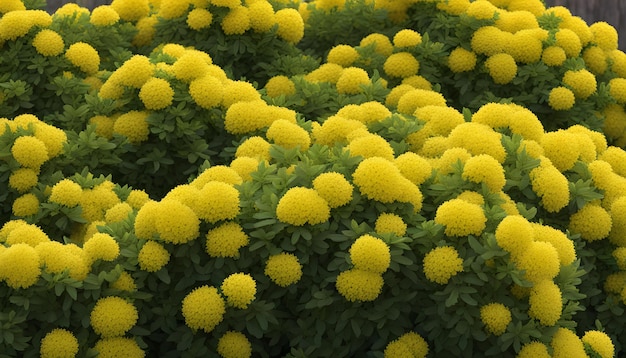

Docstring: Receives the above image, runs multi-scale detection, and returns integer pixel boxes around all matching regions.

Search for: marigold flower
[599,146,626,176]
[205,222,249,258]
[551,327,586,357]
[49,179,83,207]
[495,215,534,257]
[423,246,463,284]
[548,86,575,111]
[555,28,582,57]
[185,7,212,30]
[267,119,311,150]
[529,158,570,212]
[305,63,344,84]
[12,193,39,217]
[436,0,469,15]
[336,268,384,302]
[0,10,40,40]
[349,235,391,274]
[93,337,144,358]
[448,122,506,162]
[90,5,120,26]
[0,243,41,289]
[40,329,79,358]
[5,222,49,247]
[531,223,576,266]
[221,273,256,309]
[312,172,353,208]
[462,154,506,192]
[105,202,133,223]
[336,67,370,94]
[139,77,174,110]
[275,8,303,43]
[397,89,447,115]
[517,342,550,358]
[602,103,626,141]
[230,157,260,181]
[515,241,560,283]
[562,69,596,99]
[393,29,422,47]
[327,45,359,67]
[221,80,261,107]
[182,285,226,332]
[347,133,394,160]
[211,0,240,8]
[311,115,367,146]
[496,10,539,34]
[434,199,486,237]
[35,242,89,280]
[384,340,412,358]
[11,135,49,169]
[506,31,543,64]
[276,187,330,226]
[83,233,120,263]
[447,47,477,73]
[360,33,393,56]
[113,110,150,144]
[138,240,170,272]
[480,303,511,336]
[8,168,38,193]
[220,6,250,35]
[65,42,100,75]
[609,196,626,246]
[248,0,275,33]
[111,271,136,292]
[235,136,271,161]
[217,331,252,358]
[264,75,295,97]
[132,15,158,47]
[192,166,242,188]
[529,280,562,326]
[582,330,615,358]
[195,181,240,223]
[583,46,608,74]
[541,46,567,67]
[471,26,506,56]
[90,296,138,337]
[110,0,149,21]
[569,203,612,242]
[485,53,517,84]
[465,0,498,19]
[590,21,619,51]
[31,29,64,57]
[152,199,199,244]
[394,152,431,185]
[0,0,25,13]
[264,252,303,287]
[33,122,67,158]
[189,75,224,109]
[384,52,420,78]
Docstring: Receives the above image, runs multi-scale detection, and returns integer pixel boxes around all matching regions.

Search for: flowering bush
[2,0,626,357]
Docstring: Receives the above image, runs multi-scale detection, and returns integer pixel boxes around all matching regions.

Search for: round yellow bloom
[217,331,252,358]
[205,222,248,258]
[139,77,174,110]
[448,47,477,73]
[230,157,260,181]
[349,235,390,274]
[436,0,469,15]
[90,5,120,26]
[423,246,463,284]
[515,241,560,283]
[347,133,394,160]
[12,136,49,169]
[0,0,25,14]
[600,146,626,177]
[5,222,49,247]
[485,53,517,84]
[32,29,64,57]
[480,303,511,336]
[65,42,100,75]
[132,15,158,47]
[153,199,199,244]
[40,328,79,358]
[187,8,213,30]
[462,154,506,192]
[12,193,39,217]
[110,55,154,88]
[609,78,626,103]
[312,172,353,208]
[569,204,612,242]
[189,75,223,109]
[562,69,597,99]
[110,0,149,21]
[221,6,250,35]
[235,136,271,161]
[157,0,190,19]
[248,0,275,33]
[8,168,38,193]
[276,187,330,226]
[581,330,615,358]
[113,110,150,144]
[590,21,618,51]
[466,0,498,19]
[383,52,419,78]
[182,285,226,332]
[111,271,136,292]
[266,119,311,149]
[397,89,447,114]
[221,273,256,309]
[583,46,608,75]
[195,181,240,223]
[548,86,575,111]
[506,31,543,64]
[531,223,576,266]
[0,243,41,289]
[542,46,567,67]
[435,199,487,237]
[496,10,539,34]
[275,8,304,43]
[555,28,582,57]
[529,159,570,212]
[394,152,431,185]
[171,52,211,82]
[393,29,422,48]
[83,233,120,263]
[517,342,550,358]
[447,122,506,162]
[551,327,586,358]
[495,215,534,257]
[336,269,384,302]
[49,179,83,207]
[327,45,359,67]
[360,33,393,56]
[336,67,370,94]
[0,11,39,41]
[126,189,150,209]
[528,280,562,326]
[105,202,133,223]
[221,80,261,108]
[264,75,295,97]
[471,26,506,56]
[90,296,138,337]
[375,213,406,236]
[138,241,170,272]
[93,337,144,358]
[264,253,303,287]
[191,166,242,188]
[312,115,367,146]
[35,242,88,280]
[384,340,412,358]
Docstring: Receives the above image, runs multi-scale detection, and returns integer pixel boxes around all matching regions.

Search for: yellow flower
[264,253,303,287]
[83,233,120,263]
[153,199,199,244]
[93,337,144,358]
[138,241,170,272]
[383,52,420,78]
[462,154,506,192]
[471,26,507,56]
[528,280,562,326]
[132,15,158,47]
[447,122,506,162]
[90,296,138,337]
[480,303,511,336]
[531,223,576,266]
[0,10,39,40]
[110,55,154,88]
[248,0,275,33]
[599,146,626,177]
[113,110,150,144]
[393,29,422,47]
[111,271,136,292]
[581,330,615,358]
[12,135,49,169]
[191,165,242,188]
[306,63,344,84]
[397,89,447,114]
[205,222,249,258]
[8,168,38,193]
[230,157,260,181]
[264,75,295,97]
[221,273,256,309]
[189,75,223,109]
[172,51,211,82]
[5,222,50,247]
[496,10,539,34]
[65,42,100,75]
[434,199,486,237]
[32,29,64,57]
[436,0,469,15]
[276,187,330,226]
[541,46,567,67]
[347,133,394,160]
[35,242,89,280]
[562,69,597,99]
[49,179,83,207]
[555,28,582,57]
[447,47,477,73]
[158,0,190,19]
[327,45,359,67]
[517,342,550,358]
[211,0,240,8]
[139,77,174,110]
[110,0,149,21]
[548,86,575,111]
[349,235,391,274]
[465,0,498,19]
[336,268,384,302]
[394,152,432,185]
[384,340,412,358]
[583,46,608,74]
[311,115,367,146]
[485,53,517,84]
[217,331,252,358]
[590,21,618,51]
[495,215,534,257]
[551,327,586,358]
[90,5,120,26]
[186,8,213,30]
[235,136,271,161]
[267,119,311,149]
[506,31,543,64]
[360,33,393,56]
[275,8,303,43]
[312,172,353,208]
[602,103,626,141]
[375,213,406,237]
[0,0,25,14]
[40,329,79,358]
[609,78,626,103]
[182,285,226,332]
[221,80,261,108]
[12,193,39,217]
[515,241,560,283]
[609,196,626,246]
[195,181,240,223]
[105,202,133,223]
[529,158,570,212]
[336,67,370,94]
[0,243,41,288]
[423,246,463,284]
[221,6,250,35]
[569,203,612,242]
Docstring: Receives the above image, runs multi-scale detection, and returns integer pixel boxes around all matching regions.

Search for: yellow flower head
[186,8,213,30]
[397,89,447,115]
[555,28,582,57]
[221,6,250,35]
[65,42,100,75]
[436,0,469,15]
[111,271,136,292]
[551,328,586,357]
[327,45,359,67]
[515,241,560,283]
[529,158,570,212]
[349,234,391,274]
[583,46,608,75]
[267,119,311,150]
[517,342,550,358]
[312,115,367,146]
[139,77,174,110]
[8,168,38,193]
[447,122,506,162]
[0,0,25,14]
[12,193,39,217]
[132,15,158,47]
[529,280,562,326]
[347,133,394,161]
[93,337,144,358]
[471,26,509,56]
[394,152,432,185]
[336,67,370,95]
[152,199,200,244]
[40,329,79,358]
[393,29,422,48]
[275,8,303,43]
[0,243,41,289]
[531,223,576,266]
[276,187,330,226]
[336,268,384,302]
[590,21,618,51]
[138,240,170,272]
[506,31,543,64]
[306,63,344,84]
[448,47,477,73]
[423,246,463,284]
[90,5,120,26]
[105,202,133,223]
[542,46,567,67]
[172,51,212,82]
[192,165,242,188]
[360,33,393,56]
[205,222,249,258]
[465,0,498,19]
[12,135,49,169]
[32,29,64,57]
[230,156,260,181]
[221,272,256,309]
[83,233,120,263]
[182,285,226,332]
[35,242,89,280]
[548,86,575,111]
[49,179,83,207]
[582,330,615,358]
[110,0,150,21]
[157,0,190,19]
[435,199,486,237]
[562,69,597,99]
[90,296,138,337]
[485,53,517,84]
[217,331,252,358]
[189,75,224,109]
[113,111,150,144]
[495,215,534,257]
[264,253,303,287]
[264,75,295,97]
[375,213,407,236]
[312,172,353,208]
[0,10,44,41]
[5,222,49,247]
[600,146,626,177]
[383,52,420,78]
[221,80,261,108]
[480,303,511,336]
[462,154,506,192]
[235,136,271,161]
[496,10,538,33]
[569,203,612,242]
[195,181,240,223]
[248,1,275,33]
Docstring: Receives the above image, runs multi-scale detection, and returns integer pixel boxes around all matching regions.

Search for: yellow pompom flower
[264,75,296,97]
[600,146,626,177]
[139,77,174,110]
[375,213,406,236]
[515,241,560,283]
[248,0,275,33]
[235,136,272,161]
[485,53,517,84]
[221,80,261,108]
[349,235,391,274]
[93,337,144,358]
[264,253,303,287]
[65,42,100,75]
[90,296,138,337]
[528,280,562,326]
[230,157,260,181]
[480,303,511,336]
[609,78,626,103]
[276,187,330,226]
[541,46,567,67]
[562,69,597,99]
[0,243,41,289]
[0,11,37,41]
[384,340,412,358]
[581,330,615,358]
[110,0,149,21]
[541,130,582,172]
[548,86,575,111]
[327,45,359,67]
[126,190,150,209]
[266,119,311,150]
[221,273,256,309]
[191,166,242,188]
[569,203,612,242]
[138,241,170,272]
[360,33,393,56]
[83,233,120,263]
[217,331,252,358]
[531,223,576,266]
[383,52,420,78]
[0,0,25,14]
[12,193,39,217]
[311,115,367,146]
[189,75,223,109]
[132,15,158,47]
[336,67,370,94]
[590,21,619,51]
[423,246,463,284]
[110,55,154,88]
[447,122,506,162]
[153,199,199,244]
[555,28,582,57]
[49,179,83,207]
[397,89,447,114]
[35,242,88,280]
[111,271,136,292]
[448,47,477,73]
[32,29,64,57]
[394,152,431,185]
[506,31,543,64]
[195,181,240,223]
[187,8,213,30]
[8,168,38,193]
[551,327,587,357]
[602,103,626,140]
[113,110,150,144]
[40,328,79,358]
[471,26,506,56]
[495,215,534,257]
[5,222,49,247]
[462,154,506,192]
[517,342,551,358]
[12,135,49,169]
[434,199,487,237]
[182,285,226,332]
[336,269,384,302]
[205,222,249,258]
[496,10,539,34]
[583,46,608,75]
[609,197,626,246]
[529,158,570,212]
[90,5,120,26]
[105,202,133,223]
[465,0,498,19]
[171,52,211,82]
[436,0,469,15]
[221,6,250,35]
[393,29,422,48]
[347,133,394,161]
[312,172,353,208]
[275,8,304,43]
[306,63,344,84]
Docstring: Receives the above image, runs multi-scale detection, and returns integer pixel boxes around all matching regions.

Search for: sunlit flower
[186,7,213,30]
[276,187,330,226]
[264,253,302,287]
[83,233,120,264]
[12,136,49,169]
[182,285,225,332]
[548,86,575,111]
[138,240,170,272]
[40,329,79,358]
[435,199,486,237]
[447,47,477,73]
[336,269,384,302]
[397,89,447,115]
[189,75,223,109]
[132,15,158,47]
[90,296,138,337]
[235,136,272,161]
[248,0,275,32]
[139,77,174,110]
[327,45,359,67]
[65,42,100,75]
[515,241,560,283]
[110,0,149,21]
[336,67,370,94]
[590,21,619,51]
[90,5,120,26]
[267,119,311,149]
[384,52,420,78]
[0,243,41,289]
[311,115,366,146]
[49,179,83,207]
[551,327,586,358]
[12,193,39,217]
[32,29,64,57]
[8,168,38,193]
[157,0,190,19]
[529,158,570,212]
[555,28,582,57]
[93,337,144,358]
[113,110,150,144]
[312,172,353,208]
[217,331,252,358]
[541,46,567,67]
[528,280,562,326]
[221,80,261,107]
[264,75,295,97]
[349,235,390,274]
[480,303,511,336]
[581,330,615,358]
[531,223,576,266]
[569,203,612,242]
[495,215,534,258]
[221,273,256,309]
[347,133,394,160]
[111,271,136,292]
[583,46,608,74]
[360,33,393,56]
[275,8,303,43]
[485,53,517,84]
[562,69,597,99]
[205,222,248,258]
[105,202,133,223]
[423,246,463,284]
[471,26,506,56]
